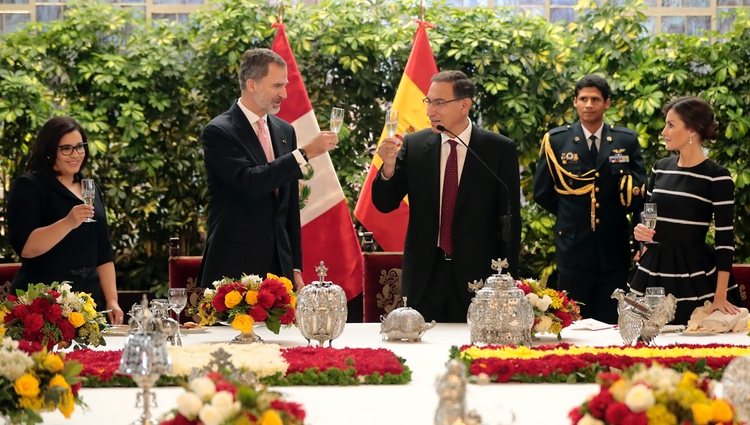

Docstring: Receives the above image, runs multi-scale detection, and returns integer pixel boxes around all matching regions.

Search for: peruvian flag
[272,23,363,300]
[354,21,439,251]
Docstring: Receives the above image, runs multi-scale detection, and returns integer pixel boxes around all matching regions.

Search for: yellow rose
[680,371,698,386]
[49,374,70,390]
[19,395,43,411]
[68,312,86,328]
[224,290,243,308]
[266,273,280,281]
[691,403,712,425]
[245,290,259,305]
[258,409,283,425]
[609,379,629,402]
[290,294,297,309]
[711,399,734,422]
[14,374,41,397]
[59,390,75,418]
[0,325,5,338]
[231,314,254,334]
[43,353,65,373]
[279,277,293,293]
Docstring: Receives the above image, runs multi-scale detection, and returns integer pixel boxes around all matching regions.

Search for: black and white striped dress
[628,156,741,324]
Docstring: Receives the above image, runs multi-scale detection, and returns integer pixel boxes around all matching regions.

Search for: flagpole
[419,0,425,22]
[278,0,284,23]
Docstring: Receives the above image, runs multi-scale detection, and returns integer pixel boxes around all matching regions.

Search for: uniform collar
[581,123,604,141]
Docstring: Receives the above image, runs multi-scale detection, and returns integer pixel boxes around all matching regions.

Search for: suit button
[595,172,600,177]
[620,169,624,174]
[596,202,600,208]
[558,231,563,236]
[596,218,601,224]
[595,187,600,192]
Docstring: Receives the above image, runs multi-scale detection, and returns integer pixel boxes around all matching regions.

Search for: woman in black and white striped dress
[629,96,742,324]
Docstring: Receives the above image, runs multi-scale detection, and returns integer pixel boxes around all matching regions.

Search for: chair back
[0,263,21,301]
[362,252,403,322]
[732,264,750,309]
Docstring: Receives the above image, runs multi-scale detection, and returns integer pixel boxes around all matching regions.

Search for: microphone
[436,124,513,247]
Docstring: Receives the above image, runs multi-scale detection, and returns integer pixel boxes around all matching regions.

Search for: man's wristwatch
[298,148,309,162]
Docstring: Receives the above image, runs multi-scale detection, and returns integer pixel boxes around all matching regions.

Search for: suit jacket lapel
[229,102,268,165]
[596,124,614,170]
[455,127,482,212]
[424,133,442,220]
[37,169,81,202]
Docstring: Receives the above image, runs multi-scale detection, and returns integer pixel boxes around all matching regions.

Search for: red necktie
[256,118,274,161]
[439,139,458,256]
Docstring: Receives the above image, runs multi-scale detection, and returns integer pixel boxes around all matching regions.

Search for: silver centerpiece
[380,297,436,342]
[118,296,172,425]
[721,355,750,422]
[467,258,534,346]
[434,359,482,425]
[611,288,676,345]
[149,298,180,346]
[296,261,348,347]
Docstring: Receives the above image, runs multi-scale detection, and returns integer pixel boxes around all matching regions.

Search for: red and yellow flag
[272,23,363,300]
[354,21,438,251]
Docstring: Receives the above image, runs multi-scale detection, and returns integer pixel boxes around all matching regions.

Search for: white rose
[526,293,540,307]
[534,315,553,333]
[211,280,223,289]
[240,274,262,286]
[189,377,216,401]
[577,414,605,425]
[211,391,234,409]
[203,288,216,297]
[198,405,223,425]
[176,392,203,419]
[538,295,552,312]
[624,384,655,413]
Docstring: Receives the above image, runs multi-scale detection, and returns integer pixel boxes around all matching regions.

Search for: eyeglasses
[422,97,466,107]
[58,143,87,156]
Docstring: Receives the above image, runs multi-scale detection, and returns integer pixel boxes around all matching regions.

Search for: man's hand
[302,131,339,159]
[376,136,402,179]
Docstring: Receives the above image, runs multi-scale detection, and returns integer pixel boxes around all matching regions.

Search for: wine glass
[644,287,666,310]
[641,202,658,244]
[330,107,344,134]
[385,107,398,138]
[168,288,188,346]
[80,178,96,222]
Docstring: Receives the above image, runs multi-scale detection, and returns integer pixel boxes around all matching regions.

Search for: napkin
[686,302,749,333]
[567,318,615,331]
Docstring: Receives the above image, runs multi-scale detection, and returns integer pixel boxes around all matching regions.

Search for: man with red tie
[199,48,338,290]
[372,70,521,322]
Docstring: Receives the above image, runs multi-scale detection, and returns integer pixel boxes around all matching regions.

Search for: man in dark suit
[200,48,338,289]
[533,74,647,323]
[372,70,521,322]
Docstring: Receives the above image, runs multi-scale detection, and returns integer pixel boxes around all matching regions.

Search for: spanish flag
[272,22,363,300]
[354,21,438,251]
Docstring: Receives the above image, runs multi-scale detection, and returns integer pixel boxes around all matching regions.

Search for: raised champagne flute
[80,178,96,222]
[330,107,344,134]
[642,203,657,243]
[385,107,398,138]
[168,288,188,346]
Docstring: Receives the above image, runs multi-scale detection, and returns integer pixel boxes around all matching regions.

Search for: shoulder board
[610,126,637,136]
[549,125,571,136]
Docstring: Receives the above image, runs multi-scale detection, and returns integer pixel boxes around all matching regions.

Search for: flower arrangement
[516,278,581,338]
[198,274,296,334]
[568,363,742,425]
[1,282,107,351]
[453,343,750,383]
[0,336,83,424]
[159,370,305,425]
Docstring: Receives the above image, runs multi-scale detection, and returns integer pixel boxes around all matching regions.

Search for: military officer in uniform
[533,74,647,324]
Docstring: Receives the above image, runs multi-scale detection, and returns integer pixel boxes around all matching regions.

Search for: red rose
[271,399,306,421]
[554,310,573,327]
[45,303,63,322]
[30,297,51,313]
[212,292,228,313]
[568,407,584,424]
[279,308,295,325]
[597,372,622,389]
[18,340,43,354]
[59,319,76,341]
[605,402,631,425]
[9,304,29,321]
[257,291,275,309]
[249,305,268,322]
[587,389,614,419]
[214,380,238,397]
[48,290,61,299]
[23,312,44,333]
[622,412,647,425]
[71,381,82,397]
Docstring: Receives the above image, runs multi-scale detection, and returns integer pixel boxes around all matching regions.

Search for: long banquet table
[43,323,749,425]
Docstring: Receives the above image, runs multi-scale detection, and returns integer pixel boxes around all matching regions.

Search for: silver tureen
[467,258,534,345]
[380,297,436,342]
[296,261,347,347]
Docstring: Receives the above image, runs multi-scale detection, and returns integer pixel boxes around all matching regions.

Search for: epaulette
[549,125,571,136]
[610,126,637,136]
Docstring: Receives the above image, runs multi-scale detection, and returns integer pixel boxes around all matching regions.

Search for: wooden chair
[362,252,403,322]
[168,238,203,323]
[0,263,21,301]
[732,263,750,309]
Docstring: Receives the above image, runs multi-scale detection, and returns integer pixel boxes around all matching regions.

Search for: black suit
[533,121,646,323]
[372,126,521,322]
[200,102,302,286]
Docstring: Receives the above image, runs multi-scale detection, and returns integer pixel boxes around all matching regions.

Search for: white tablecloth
[42,323,749,425]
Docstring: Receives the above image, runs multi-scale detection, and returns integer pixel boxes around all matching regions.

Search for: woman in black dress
[629,97,742,324]
[7,116,124,324]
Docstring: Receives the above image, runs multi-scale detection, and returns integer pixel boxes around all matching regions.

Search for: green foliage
[1,0,749,292]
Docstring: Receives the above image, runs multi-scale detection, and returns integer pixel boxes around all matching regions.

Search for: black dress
[7,169,114,308]
[628,156,741,324]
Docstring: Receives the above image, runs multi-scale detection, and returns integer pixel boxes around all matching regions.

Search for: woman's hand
[106,302,124,325]
[708,297,741,315]
[633,223,655,242]
[65,204,95,228]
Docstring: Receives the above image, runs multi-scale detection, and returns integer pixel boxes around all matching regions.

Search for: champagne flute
[330,107,344,134]
[644,287,666,310]
[641,203,657,244]
[385,107,398,138]
[168,288,188,346]
[80,178,96,222]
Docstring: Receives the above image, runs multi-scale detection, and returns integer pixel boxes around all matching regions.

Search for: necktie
[589,134,598,164]
[256,118,274,161]
[439,140,458,256]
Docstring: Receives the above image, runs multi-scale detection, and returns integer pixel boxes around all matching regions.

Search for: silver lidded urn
[721,355,750,422]
[380,297,436,342]
[467,258,534,346]
[296,261,348,347]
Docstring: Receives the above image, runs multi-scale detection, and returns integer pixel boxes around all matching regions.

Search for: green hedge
[1,0,748,291]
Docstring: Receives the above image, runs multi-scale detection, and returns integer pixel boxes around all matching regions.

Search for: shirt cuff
[292,150,307,169]
[293,268,302,273]
[379,169,392,181]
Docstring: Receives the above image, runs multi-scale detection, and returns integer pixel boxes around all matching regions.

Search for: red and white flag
[354,21,439,251]
[272,23,363,300]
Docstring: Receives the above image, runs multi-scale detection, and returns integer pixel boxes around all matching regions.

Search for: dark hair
[26,116,89,176]
[574,74,611,101]
[662,96,720,141]
[431,70,475,100]
[238,48,287,92]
